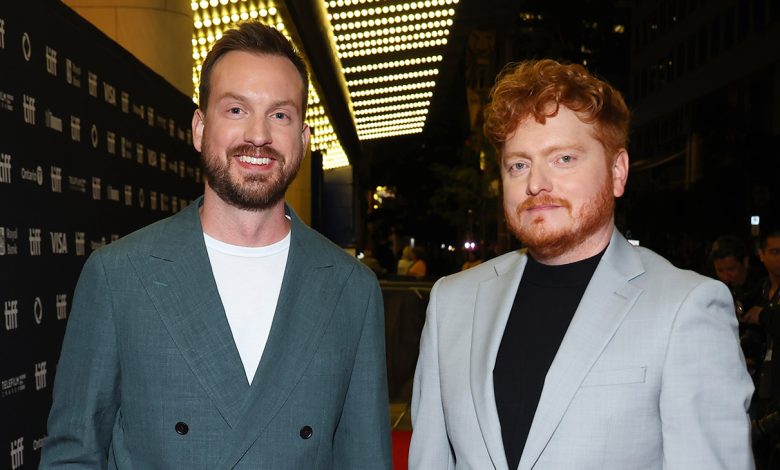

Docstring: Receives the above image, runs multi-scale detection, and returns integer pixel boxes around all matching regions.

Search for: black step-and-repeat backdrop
[0,2,203,468]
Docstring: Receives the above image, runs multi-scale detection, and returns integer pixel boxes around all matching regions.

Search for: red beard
[506,177,615,261]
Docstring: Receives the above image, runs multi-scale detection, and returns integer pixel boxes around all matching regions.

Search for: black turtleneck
[493,248,605,470]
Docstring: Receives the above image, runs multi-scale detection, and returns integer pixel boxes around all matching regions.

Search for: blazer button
[175,422,189,435]
[299,425,313,439]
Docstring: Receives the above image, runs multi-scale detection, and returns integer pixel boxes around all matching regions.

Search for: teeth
[238,155,271,165]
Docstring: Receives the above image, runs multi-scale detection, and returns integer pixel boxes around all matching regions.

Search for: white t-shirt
[204,231,290,384]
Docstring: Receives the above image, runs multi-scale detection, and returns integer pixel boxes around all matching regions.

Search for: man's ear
[612,149,629,197]
[301,123,311,155]
[192,109,205,152]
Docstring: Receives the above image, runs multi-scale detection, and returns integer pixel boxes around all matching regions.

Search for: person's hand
[743,306,763,325]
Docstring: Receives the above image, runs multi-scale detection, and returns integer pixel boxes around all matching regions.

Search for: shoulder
[90,205,194,260]
[435,250,524,292]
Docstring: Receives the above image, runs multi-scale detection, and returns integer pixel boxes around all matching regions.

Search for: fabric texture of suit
[41,197,391,469]
[409,229,754,470]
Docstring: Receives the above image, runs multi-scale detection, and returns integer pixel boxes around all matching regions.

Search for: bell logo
[4,299,18,330]
[50,231,68,254]
[45,46,57,76]
[56,294,68,320]
[10,437,23,469]
[75,232,86,256]
[50,166,62,192]
[23,94,36,125]
[0,153,11,184]
[124,185,133,206]
[28,228,42,256]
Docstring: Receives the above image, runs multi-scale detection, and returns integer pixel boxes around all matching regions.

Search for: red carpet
[392,430,412,470]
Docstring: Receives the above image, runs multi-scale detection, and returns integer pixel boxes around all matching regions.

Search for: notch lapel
[128,201,249,428]
[471,253,527,470]
[518,232,644,470]
[216,210,352,469]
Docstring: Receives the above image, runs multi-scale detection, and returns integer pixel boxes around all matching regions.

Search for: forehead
[209,51,303,102]
[713,256,742,267]
[503,106,600,153]
[765,236,780,249]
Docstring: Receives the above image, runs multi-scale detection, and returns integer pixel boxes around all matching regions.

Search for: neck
[199,185,290,247]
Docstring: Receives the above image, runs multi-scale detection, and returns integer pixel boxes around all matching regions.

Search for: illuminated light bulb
[192,51,200,59]
[198,37,207,45]
[240,11,248,19]
[213,17,221,25]
[260,8,267,16]
[222,15,230,23]
[191,38,198,46]
[210,0,218,6]
[220,0,228,4]
[203,18,212,26]
[231,14,239,21]
[269,6,277,15]
[200,0,209,8]
[191,2,199,10]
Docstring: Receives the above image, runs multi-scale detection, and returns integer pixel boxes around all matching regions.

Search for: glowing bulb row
[339,38,447,58]
[358,115,427,130]
[353,100,431,116]
[356,108,428,123]
[343,56,441,74]
[192,0,245,10]
[359,127,424,140]
[331,9,456,31]
[347,69,438,87]
[352,92,433,107]
[351,81,436,98]
[335,20,452,42]
[328,0,458,20]
[337,29,448,51]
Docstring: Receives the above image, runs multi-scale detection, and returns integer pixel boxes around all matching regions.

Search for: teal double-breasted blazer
[40,197,392,469]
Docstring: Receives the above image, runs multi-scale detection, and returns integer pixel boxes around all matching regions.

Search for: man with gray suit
[41,22,391,469]
[409,59,754,469]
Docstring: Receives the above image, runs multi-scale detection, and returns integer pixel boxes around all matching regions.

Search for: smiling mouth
[237,155,273,165]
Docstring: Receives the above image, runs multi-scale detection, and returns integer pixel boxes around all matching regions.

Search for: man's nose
[526,166,552,195]
[244,115,272,147]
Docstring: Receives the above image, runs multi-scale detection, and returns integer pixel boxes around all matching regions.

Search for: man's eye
[559,155,574,163]
[510,162,527,171]
[273,112,288,119]
[228,107,242,114]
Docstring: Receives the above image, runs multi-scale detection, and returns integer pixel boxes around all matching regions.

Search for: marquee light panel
[324,0,460,140]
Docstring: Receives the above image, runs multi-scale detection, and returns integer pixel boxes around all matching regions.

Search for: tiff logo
[34,361,47,390]
[124,185,132,206]
[121,91,129,113]
[4,300,18,330]
[0,18,5,50]
[23,95,35,125]
[28,228,42,256]
[50,231,68,254]
[75,231,85,256]
[91,176,101,200]
[70,115,81,142]
[10,437,23,470]
[0,153,10,184]
[50,166,62,192]
[45,46,57,76]
[0,227,4,256]
[136,143,144,164]
[56,294,68,320]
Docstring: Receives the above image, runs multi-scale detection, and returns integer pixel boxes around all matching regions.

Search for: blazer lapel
[216,207,352,468]
[518,231,644,470]
[128,200,249,428]
[471,253,527,470]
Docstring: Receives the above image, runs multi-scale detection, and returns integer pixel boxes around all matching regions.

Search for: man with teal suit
[40,22,391,469]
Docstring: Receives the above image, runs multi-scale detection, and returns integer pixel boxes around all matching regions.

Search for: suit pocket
[581,366,646,387]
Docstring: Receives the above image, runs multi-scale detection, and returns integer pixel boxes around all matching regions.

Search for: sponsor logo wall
[0,2,202,468]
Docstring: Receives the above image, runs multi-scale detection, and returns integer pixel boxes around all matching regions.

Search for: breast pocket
[581,366,647,387]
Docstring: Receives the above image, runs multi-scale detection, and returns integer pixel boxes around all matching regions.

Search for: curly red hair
[483,59,629,157]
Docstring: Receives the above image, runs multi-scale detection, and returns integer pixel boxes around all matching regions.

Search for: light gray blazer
[40,197,391,469]
[410,229,754,470]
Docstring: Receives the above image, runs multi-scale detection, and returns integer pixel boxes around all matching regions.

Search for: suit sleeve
[409,280,456,469]
[39,252,120,469]
[659,279,754,469]
[332,277,392,469]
